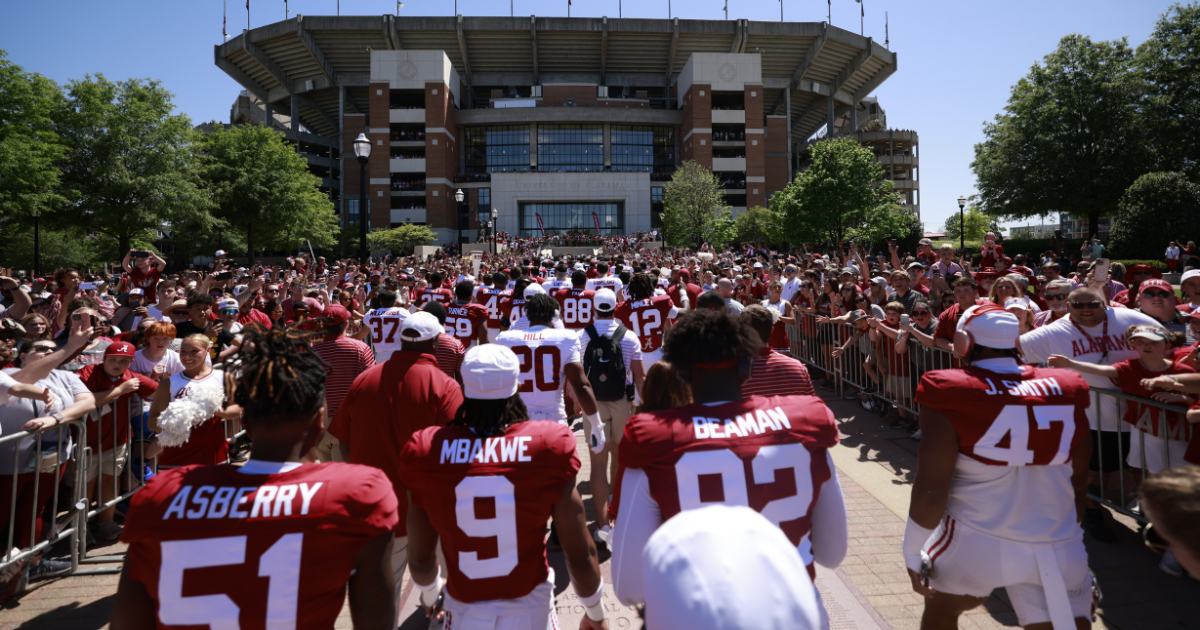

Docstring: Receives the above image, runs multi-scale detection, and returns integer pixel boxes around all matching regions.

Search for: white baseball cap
[643,505,820,630]
[957,304,1020,349]
[523,283,547,298]
[127,288,145,296]
[1182,269,1200,285]
[462,343,520,400]
[594,288,617,312]
[1004,298,1030,311]
[399,311,442,343]
[215,249,226,257]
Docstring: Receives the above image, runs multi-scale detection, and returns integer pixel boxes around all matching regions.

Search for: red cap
[323,304,351,325]
[1126,264,1163,284]
[105,341,136,358]
[975,267,999,278]
[1139,279,1174,295]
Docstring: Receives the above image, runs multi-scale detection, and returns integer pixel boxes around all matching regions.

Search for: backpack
[582,323,628,402]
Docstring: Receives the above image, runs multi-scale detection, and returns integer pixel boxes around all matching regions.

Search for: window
[464,126,530,174]
[477,188,491,225]
[537,125,603,172]
[611,126,675,174]
[347,199,370,228]
[519,202,623,237]
[651,187,664,229]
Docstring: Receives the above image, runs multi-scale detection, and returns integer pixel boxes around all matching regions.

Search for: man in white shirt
[780,265,802,304]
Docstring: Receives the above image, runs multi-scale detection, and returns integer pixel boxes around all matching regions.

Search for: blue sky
[0,0,1181,234]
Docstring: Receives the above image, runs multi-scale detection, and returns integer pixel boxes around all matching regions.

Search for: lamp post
[491,208,499,255]
[31,211,41,278]
[354,133,372,262]
[957,195,967,257]
[454,188,466,256]
[487,220,494,256]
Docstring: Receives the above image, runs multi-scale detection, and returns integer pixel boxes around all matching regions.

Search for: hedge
[1111,260,1169,273]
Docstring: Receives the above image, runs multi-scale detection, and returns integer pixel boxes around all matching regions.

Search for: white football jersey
[543,278,571,292]
[495,326,581,423]
[586,275,624,297]
[362,307,409,362]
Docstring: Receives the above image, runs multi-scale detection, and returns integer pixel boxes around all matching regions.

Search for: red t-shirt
[1110,360,1196,440]
[121,462,397,630]
[933,299,989,341]
[239,306,273,331]
[400,421,579,603]
[743,348,816,398]
[127,266,162,292]
[418,285,454,307]
[615,295,678,353]
[311,336,376,418]
[434,333,466,379]
[915,366,1090,466]
[77,365,158,452]
[979,243,1005,268]
[611,395,838,554]
[329,351,463,535]
[666,283,702,310]
[446,302,489,347]
[553,288,596,330]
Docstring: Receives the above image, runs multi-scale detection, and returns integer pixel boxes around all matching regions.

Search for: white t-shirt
[1018,308,1159,430]
[362,307,409,362]
[146,305,170,322]
[781,278,803,304]
[132,348,187,379]
[495,326,582,423]
[580,318,643,386]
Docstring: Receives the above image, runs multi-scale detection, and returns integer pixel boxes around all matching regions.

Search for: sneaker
[94,520,122,544]
[862,384,878,394]
[911,429,922,441]
[1084,508,1117,543]
[27,558,70,581]
[594,525,612,545]
[1160,551,1186,578]
[889,418,912,430]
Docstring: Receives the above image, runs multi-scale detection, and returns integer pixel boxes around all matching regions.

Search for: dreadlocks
[234,326,329,426]
[628,273,656,301]
[524,294,558,325]
[449,394,529,437]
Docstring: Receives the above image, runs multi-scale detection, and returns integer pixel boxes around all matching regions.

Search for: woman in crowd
[263,298,287,329]
[635,361,692,413]
[762,280,795,356]
[147,335,240,467]
[18,314,52,342]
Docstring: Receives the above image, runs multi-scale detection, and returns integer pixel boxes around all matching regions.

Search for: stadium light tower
[957,195,967,255]
[354,133,372,262]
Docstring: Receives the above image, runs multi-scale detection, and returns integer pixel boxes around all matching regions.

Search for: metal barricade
[0,420,88,582]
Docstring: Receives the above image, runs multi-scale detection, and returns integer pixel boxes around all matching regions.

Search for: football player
[555,271,597,331]
[904,303,1093,630]
[446,280,489,348]
[586,262,624,301]
[401,344,607,630]
[362,288,409,362]
[416,272,454,308]
[475,272,510,343]
[609,309,846,622]
[112,327,398,630]
[615,273,678,371]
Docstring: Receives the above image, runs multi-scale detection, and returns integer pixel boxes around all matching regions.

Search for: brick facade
[744,84,765,209]
[764,116,790,200]
[368,82,391,231]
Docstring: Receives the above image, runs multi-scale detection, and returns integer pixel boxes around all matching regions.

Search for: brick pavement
[4,394,1199,629]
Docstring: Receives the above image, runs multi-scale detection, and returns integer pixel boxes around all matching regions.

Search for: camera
[214,271,233,281]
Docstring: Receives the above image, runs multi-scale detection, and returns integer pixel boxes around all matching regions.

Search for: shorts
[441,573,558,630]
[584,399,632,451]
[1089,429,1132,473]
[923,516,1092,627]
[1126,432,1188,474]
[642,348,663,373]
[85,442,130,482]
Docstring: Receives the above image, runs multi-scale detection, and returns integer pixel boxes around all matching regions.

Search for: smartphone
[214,271,234,281]
[79,282,97,291]
[901,314,910,327]
[131,250,149,258]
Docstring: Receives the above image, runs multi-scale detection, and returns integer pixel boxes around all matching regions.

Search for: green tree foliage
[57,75,209,254]
[660,161,734,247]
[1109,172,1200,259]
[941,197,1004,243]
[196,123,338,265]
[772,137,903,248]
[0,51,68,222]
[732,206,783,246]
[1139,3,1200,178]
[367,224,438,256]
[972,34,1148,237]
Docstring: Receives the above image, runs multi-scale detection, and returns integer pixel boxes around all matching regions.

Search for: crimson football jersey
[446,302,489,347]
[617,395,838,561]
[121,462,398,630]
[400,422,580,603]
[418,285,454,307]
[499,296,526,329]
[615,295,678,353]
[553,288,596,330]
[477,287,509,331]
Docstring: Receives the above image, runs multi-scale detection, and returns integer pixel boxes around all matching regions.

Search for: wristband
[577,578,606,622]
[902,516,936,574]
[415,566,444,608]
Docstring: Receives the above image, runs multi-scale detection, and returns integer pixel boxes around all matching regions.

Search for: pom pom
[157,383,226,448]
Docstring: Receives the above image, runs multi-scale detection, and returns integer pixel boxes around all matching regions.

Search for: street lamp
[491,208,499,255]
[31,211,41,278]
[957,195,967,257]
[354,133,372,263]
[454,188,466,255]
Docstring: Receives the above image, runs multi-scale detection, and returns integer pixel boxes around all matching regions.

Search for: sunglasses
[912,311,930,317]
[1142,291,1172,299]
[1070,301,1103,309]
[30,345,56,353]
[170,310,189,317]
[1045,294,1068,301]
[1133,271,1155,277]
[220,309,239,316]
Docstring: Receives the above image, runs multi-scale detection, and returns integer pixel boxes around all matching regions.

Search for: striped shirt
[311,335,376,417]
[742,347,816,397]
[434,333,465,379]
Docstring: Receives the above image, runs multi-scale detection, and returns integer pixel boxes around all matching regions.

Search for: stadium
[214,15,898,246]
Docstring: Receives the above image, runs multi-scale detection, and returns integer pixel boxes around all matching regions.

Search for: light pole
[354,133,372,263]
[491,208,499,255]
[454,188,466,255]
[957,195,967,257]
[31,211,41,278]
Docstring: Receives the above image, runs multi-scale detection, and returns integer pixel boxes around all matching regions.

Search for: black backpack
[582,323,628,402]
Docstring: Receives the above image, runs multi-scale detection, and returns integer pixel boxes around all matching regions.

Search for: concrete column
[291,94,300,146]
[888,132,894,180]
[826,95,834,139]
[851,102,858,133]
[529,123,538,169]
[603,122,611,169]
[784,88,792,181]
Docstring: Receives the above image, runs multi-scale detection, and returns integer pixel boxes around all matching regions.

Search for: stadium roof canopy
[215,15,896,143]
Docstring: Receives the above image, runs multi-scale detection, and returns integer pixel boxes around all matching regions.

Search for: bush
[1110,172,1200,260]
[1112,260,1169,273]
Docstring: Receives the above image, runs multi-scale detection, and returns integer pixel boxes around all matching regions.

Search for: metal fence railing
[784,312,1193,525]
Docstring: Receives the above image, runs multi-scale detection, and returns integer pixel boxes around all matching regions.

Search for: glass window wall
[519,202,623,236]
[464,126,530,174]
[537,125,603,172]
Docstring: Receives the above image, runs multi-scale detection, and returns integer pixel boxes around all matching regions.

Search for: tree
[0,224,109,272]
[772,136,903,248]
[1109,172,1200,259]
[56,75,209,255]
[1139,4,1200,179]
[732,206,783,246]
[972,34,1149,237]
[367,224,438,256]
[660,161,733,247]
[196,123,338,266]
[940,197,1003,242]
[0,51,68,224]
